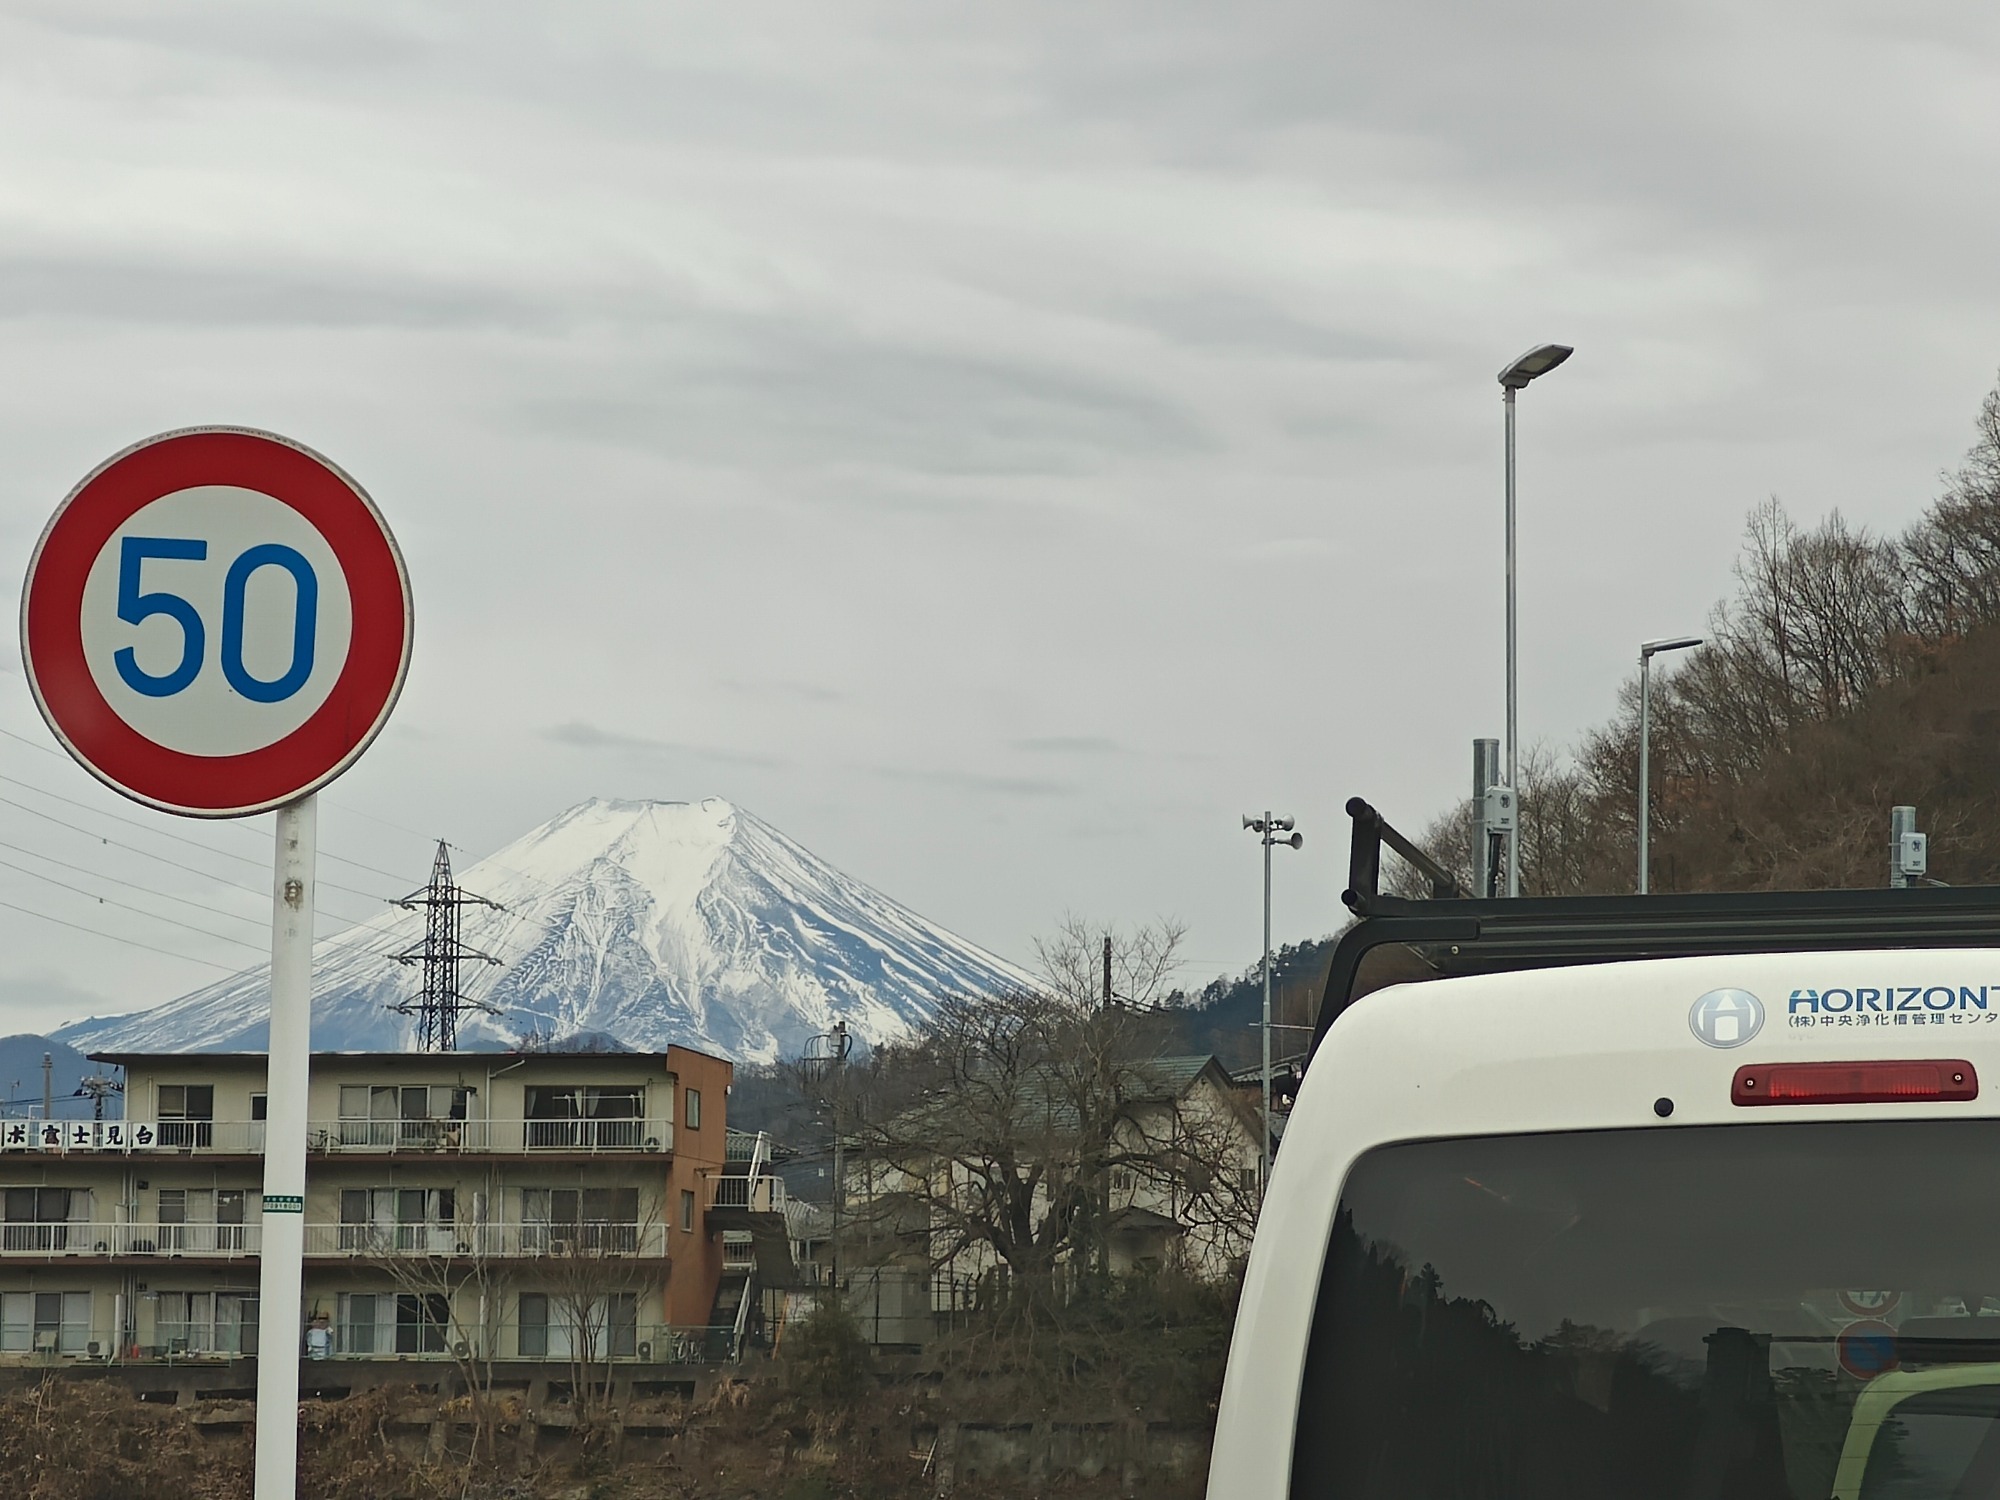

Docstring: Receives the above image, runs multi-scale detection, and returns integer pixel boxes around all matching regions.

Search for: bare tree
[361,1218,516,1463]
[842,922,1258,1327]
[531,1201,667,1441]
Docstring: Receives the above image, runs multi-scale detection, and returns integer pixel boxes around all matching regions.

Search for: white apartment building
[0,1045,732,1364]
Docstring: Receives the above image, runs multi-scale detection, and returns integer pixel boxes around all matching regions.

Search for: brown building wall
[662,1044,732,1327]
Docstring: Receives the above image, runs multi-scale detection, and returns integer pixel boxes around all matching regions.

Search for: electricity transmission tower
[390,841,504,1051]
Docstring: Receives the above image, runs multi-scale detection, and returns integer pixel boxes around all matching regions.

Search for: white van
[1210,803,2000,1500]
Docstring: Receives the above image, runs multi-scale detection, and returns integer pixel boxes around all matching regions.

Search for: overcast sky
[0,0,1997,1050]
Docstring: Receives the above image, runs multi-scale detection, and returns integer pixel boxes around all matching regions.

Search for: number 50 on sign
[21,427,412,818]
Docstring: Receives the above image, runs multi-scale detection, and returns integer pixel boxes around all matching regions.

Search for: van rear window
[1291,1121,2000,1500]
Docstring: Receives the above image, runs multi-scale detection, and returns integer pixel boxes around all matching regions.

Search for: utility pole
[833,1020,846,1295]
[1102,936,1113,1011]
[804,1022,853,1299]
[1242,813,1302,1191]
[390,841,504,1051]
[75,1074,122,1123]
[1637,636,1702,894]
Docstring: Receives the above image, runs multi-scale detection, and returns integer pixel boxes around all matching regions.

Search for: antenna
[389,841,504,1051]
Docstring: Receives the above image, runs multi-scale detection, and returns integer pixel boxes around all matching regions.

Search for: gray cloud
[713,678,844,704]
[0,0,1993,1033]
[870,766,1077,799]
[519,324,1208,478]
[1011,736,1125,756]
[0,254,554,333]
[541,722,790,771]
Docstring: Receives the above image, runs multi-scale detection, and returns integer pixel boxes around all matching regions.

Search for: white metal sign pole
[254,793,317,1499]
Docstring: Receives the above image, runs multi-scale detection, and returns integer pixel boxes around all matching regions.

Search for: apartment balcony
[4,1118,672,1158]
[704,1172,787,1214]
[0,1221,667,1262]
[311,1118,671,1156]
[302,1221,669,1260]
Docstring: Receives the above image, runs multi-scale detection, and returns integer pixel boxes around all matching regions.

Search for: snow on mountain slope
[54,798,1032,1064]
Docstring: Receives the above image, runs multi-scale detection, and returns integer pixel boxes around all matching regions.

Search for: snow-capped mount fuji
[54,798,1032,1064]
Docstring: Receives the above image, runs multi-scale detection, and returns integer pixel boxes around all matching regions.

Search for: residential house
[840,1052,1261,1344]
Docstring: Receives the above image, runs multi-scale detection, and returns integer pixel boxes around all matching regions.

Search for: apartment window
[158,1188,213,1253]
[517,1292,549,1357]
[1109,1168,1137,1196]
[521,1187,639,1253]
[216,1190,248,1252]
[3,1187,84,1252]
[523,1086,644,1150]
[338,1085,469,1148]
[337,1293,380,1355]
[0,1291,91,1355]
[606,1292,638,1357]
[338,1187,455,1252]
[249,1093,268,1151]
[157,1085,214,1149]
[155,1291,257,1356]
[517,1291,634,1359]
[395,1293,448,1354]
[680,1189,695,1233]
[683,1088,701,1131]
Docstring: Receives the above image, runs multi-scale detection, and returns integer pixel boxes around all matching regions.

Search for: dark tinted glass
[1292,1121,2000,1500]
[1860,1387,2000,1500]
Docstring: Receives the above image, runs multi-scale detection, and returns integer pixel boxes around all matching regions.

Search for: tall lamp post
[1498,342,1574,896]
[1242,812,1301,1190]
[1637,635,1702,894]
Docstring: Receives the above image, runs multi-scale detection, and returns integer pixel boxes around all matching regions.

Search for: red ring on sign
[21,428,412,817]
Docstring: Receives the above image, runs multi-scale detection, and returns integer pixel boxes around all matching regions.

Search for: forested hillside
[1407,374,2000,897]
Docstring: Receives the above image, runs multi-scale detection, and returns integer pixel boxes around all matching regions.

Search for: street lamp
[1637,635,1702,894]
[1498,342,1573,896]
[1242,812,1301,1190]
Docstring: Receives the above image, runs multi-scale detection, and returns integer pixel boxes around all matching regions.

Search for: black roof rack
[1312,796,2000,1058]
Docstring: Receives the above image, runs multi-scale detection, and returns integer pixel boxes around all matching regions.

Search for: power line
[0,767,402,902]
[0,726,424,887]
[0,765,270,853]
[0,794,382,928]
[322,798,443,849]
[0,834,274,932]
[0,853,270,955]
[0,895,239,973]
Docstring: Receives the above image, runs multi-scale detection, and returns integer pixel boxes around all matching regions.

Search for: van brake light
[1731,1060,1977,1106]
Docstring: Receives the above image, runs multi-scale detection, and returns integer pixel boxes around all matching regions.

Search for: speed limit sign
[20,427,412,817]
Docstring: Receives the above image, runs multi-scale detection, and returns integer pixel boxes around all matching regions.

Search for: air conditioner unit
[637,1340,652,1361]
[455,1242,472,1255]
[452,1340,470,1358]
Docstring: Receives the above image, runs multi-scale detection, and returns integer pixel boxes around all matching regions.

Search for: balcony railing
[0,1223,261,1259]
[0,1323,741,1365]
[706,1173,787,1213]
[1,1118,671,1156]
[0,1221,667,1260]
[315,1118,671,1154]
[305,1221,669,1259]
